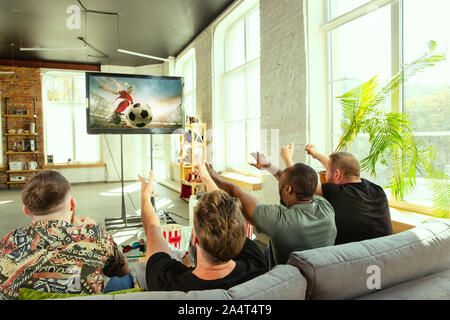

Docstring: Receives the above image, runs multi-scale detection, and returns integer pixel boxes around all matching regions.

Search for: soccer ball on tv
[125,103,153,128]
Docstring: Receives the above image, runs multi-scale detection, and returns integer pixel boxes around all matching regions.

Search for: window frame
[42,69,101,165]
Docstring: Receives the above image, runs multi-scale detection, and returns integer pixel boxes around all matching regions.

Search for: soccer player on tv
[99,84,134,125]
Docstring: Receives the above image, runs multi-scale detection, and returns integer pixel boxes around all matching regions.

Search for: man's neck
[192,256,236,280]
[31,211,72,224]
[342,176,361,184]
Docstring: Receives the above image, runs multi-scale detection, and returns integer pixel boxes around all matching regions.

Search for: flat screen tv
[86,72,183,134]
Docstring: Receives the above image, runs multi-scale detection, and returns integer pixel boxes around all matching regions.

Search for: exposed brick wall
[0,66,44,188]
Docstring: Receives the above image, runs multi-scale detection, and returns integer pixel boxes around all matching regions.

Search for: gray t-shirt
[253,195,337,268]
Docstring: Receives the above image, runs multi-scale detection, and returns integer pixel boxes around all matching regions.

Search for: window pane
[403,135,450,207]
[246,64,260,118]
[224,72,246,121]
[44,105,73,163]
[226,20,245,71]
[73,106,99,162]
[171,133,181,163]
[183,59,194,92]
[329,0,372,20]
[246,118,260,174]
[45,76,72,103]
[403,0,450,206]
[247,9,260,61]
[184,94,195,118]
[74,75,86,103]
[330,5,391,186]
[226,121,246,170]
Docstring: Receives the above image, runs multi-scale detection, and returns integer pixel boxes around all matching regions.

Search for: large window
[321,0,450,210]
[215,3,260,172]
[43,71,100,164]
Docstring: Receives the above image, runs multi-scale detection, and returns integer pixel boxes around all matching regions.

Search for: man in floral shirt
[0,170,130,300]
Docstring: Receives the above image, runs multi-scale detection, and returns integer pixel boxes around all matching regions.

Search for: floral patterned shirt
[0,220,125,300]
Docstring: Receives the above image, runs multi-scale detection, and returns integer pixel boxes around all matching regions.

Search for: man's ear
[335,169,343,182]
[192,230,199,246]
[23,206,31,216]
[286,185,294,194]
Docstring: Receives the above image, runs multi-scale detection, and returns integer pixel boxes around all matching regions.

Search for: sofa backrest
[288,218,450,300]
[63,264,306,300]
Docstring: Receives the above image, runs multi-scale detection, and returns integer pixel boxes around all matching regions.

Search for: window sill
[43,163,105,169]
[389,206,436,234]
[389,199,433,216]
[220,169,262,191]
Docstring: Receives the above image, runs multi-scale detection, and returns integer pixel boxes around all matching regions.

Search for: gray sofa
[66,218,450,300]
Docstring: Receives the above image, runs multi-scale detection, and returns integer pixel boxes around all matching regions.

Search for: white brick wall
[260,0,308,166]
[175,0,309,205]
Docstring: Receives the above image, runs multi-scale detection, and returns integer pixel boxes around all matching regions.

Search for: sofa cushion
[356,269,450,300]
[227,264,306,300]
[287,219,450,300]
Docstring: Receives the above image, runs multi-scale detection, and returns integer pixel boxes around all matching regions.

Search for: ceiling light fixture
[117,49,171,62]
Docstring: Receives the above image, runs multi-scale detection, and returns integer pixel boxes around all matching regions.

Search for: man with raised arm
[207,149,336,269]
[304,144,393,245]
[137,163,267,292]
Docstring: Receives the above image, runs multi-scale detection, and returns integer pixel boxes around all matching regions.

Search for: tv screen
[86,72,183,134]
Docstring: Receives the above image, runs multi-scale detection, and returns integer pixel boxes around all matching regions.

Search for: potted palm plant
[333,41,449,218]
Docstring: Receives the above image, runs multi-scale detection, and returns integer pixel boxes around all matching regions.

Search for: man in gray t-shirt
[253,196,336,268]
[205,147,336,269]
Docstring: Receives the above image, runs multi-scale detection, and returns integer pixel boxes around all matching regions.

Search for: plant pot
[318,170,327,184]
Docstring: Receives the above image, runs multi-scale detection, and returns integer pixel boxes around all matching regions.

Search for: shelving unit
[2,97,40,189]
[179,122,207,198]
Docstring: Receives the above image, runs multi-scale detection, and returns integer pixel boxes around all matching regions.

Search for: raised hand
[305,144,329,168]
[305,144,319,159]
[280,143,294,166]
[249,152,272,170]
[194,159,219,192]
[138,170,159,200]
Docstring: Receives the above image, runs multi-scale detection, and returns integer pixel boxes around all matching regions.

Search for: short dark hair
[329,152,360,178]
[21,170,71,216]
[284,163,318,201]
[193,190,246,264]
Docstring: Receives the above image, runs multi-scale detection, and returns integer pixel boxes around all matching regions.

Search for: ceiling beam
[0,59,100,71]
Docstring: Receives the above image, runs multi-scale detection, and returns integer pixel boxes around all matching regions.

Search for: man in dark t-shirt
[305,144,393,245]
[137,161,267,292]
[145,238,266,291]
